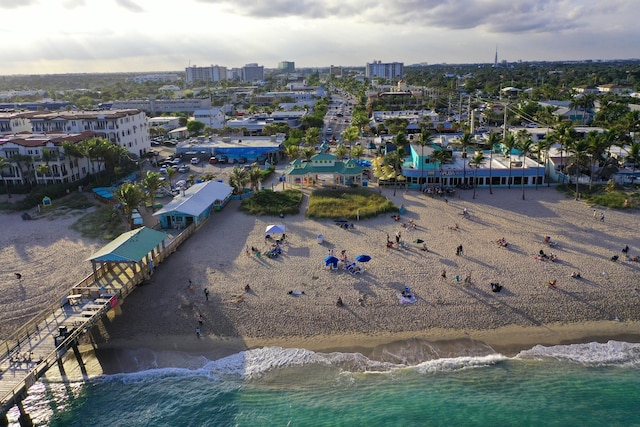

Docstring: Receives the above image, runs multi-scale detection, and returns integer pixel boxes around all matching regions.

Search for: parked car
[209,156,218,164]
[190,157,200,165]
[170,158,181,165]
[178,164,190,173]
[159,166,168,174]
[219,155,229,164]
[237,156,248,164]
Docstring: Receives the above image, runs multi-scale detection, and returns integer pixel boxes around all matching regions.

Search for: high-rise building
[365,60,404,81]
[329,65,342,77]
[242,63,265,82]
[185,65,227,84]
[278,61,295,73]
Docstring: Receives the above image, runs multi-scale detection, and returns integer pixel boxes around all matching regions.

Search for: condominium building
[185,65,228,84]
[28,109,150,156]
[365,60,404,81]
[0,111,34,135]
[0,131,101,186]
[242,63,265,82]
[278,61,295,73]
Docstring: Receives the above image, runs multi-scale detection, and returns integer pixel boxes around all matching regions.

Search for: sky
[1,0,639,75]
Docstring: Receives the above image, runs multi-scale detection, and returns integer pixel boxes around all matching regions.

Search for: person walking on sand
[441,269,447,280]
[198,314,204,326]
[196,327,201,338]
[204,287,209,301]
[593,209,597,219]
[600,212,605,222]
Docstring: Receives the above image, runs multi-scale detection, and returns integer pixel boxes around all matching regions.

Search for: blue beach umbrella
[324,255,339,265]
[355,254,371,263]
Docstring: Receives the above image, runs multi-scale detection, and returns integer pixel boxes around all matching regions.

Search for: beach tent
[265,224,286,235]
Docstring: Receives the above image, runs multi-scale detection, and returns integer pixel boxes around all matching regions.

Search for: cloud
[192,0,632,34]
[115,0,144,13]
[0,0,38,9]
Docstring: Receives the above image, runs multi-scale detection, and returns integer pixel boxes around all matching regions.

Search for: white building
[185,65,227,84]
[110,98,212,114]
[29,109,151,156]
[0,111,33,135]
[365,60,404,81]
[193,108,226,129]
[0,131,101,186]
[148,116,182,132]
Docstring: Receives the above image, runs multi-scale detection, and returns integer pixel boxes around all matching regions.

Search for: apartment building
[109,98,211,114]
[365,60,404,81]
[29,109,150,156]
[0,111,34,135]
[185,65,227,84]
[0,131,100,186]
[242,63,265,82]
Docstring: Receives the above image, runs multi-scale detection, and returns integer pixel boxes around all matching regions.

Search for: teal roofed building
[284,153,366,187]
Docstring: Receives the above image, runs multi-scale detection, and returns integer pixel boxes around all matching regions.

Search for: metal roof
[87,227,169,263]
[153,181,233,217]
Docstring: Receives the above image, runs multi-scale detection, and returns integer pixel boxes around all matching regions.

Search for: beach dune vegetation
[307,187,397,219]
[240,189,303,216]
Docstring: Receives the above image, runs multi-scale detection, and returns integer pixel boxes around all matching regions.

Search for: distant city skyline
[2,0,639,75]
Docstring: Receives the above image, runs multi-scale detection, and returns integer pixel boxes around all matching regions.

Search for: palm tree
[503,133,517,189]
[547,123,576,185]
[486,132,501,194]
[533,139,551,191]
[430,149,452,190]
[566,139,589,200]
[62,141,84,182]
[517,133,533,200]
[459,132,473,185]
[585,131,610,189]
[469,152,486,199]
[228,166,249,194]
[248,166,263,191]
[115,183,146,230]
[37,164,51,186]
[302,147,317,161]
[416,131,434,190]
[0,156,12,199]
[625,141,640,182]
[166,167,178,188]
[141,171,166,211]
[351,145,365,160]
[285,145,300,160]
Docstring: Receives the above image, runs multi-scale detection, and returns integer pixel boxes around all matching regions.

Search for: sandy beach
[2,184,640,366]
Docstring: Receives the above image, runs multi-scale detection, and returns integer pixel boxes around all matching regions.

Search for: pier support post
[71,342,88,379]
[17,401,33,427]
[0,412,8,427]
[56,354,67,377]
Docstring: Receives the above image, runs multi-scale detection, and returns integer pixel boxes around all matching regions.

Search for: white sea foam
[515,340,640,366]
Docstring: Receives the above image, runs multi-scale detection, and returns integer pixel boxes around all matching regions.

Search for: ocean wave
[515,340,640,366]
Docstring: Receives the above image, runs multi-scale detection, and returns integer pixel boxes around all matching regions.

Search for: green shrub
[307,187,397,219]
[240,189,303,216]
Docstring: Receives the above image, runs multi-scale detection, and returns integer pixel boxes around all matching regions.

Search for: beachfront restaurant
[284,153,366,187]
[395,142,546,189]
[153,181,233,229]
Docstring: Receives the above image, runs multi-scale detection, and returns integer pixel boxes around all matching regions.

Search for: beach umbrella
[355,254,371,263]
[265,224,286,235]
[324,255,339,263]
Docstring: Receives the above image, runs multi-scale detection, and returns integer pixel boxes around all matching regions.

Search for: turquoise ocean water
[7,340,640,426]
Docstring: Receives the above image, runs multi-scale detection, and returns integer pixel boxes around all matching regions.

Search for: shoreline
[86,320,640,372]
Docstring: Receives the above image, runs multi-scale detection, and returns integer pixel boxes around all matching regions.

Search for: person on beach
[336,296,344,307]
[600,212,605,222]
[441,269,447,280]
[570,271,581,279]
[198,314,204,325]
[195,327,201,338]
[490,283,503,292]
[204,287,209,300]
[245,245,250,256]
[593,209,597,219]
[188,280,195,291]
[548,279,557,288]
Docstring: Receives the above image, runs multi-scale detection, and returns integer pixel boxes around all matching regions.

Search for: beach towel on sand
[396,293,417,304]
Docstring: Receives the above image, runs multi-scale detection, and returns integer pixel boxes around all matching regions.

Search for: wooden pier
[0,224,195,426]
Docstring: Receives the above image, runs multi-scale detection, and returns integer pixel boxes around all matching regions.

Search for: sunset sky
[2,0,638,75]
